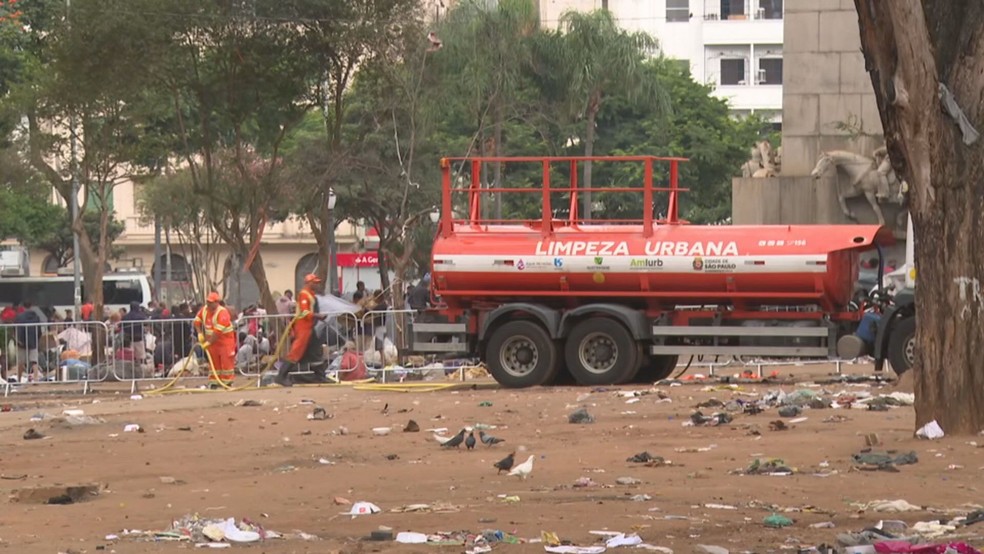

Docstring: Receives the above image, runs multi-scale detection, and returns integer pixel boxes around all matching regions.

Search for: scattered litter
[395,531,427,544]
[853,499,922,513]
[695,546,729,554]
[688,411,732,427]
[778,405,802,418]
[916,420,945,440]
[123,424,143,433]
[615,476,641,485]
[852,450,918,472]
[344,501,381,517]
[307,407,330,420]
[404,419,420,432]
[234,399,263,407]
[704,503,737,510]
[544,546,606,554]
[23,428,44,440]
[740,458,794,476]
[569,408,595,424]
[372,427,391,436]
[763,513,793,528]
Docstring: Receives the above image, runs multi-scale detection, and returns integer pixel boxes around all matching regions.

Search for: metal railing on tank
[436,155,692,236]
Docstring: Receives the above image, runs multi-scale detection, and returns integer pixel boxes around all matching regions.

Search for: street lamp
[429,207,440,224]
[326,188,338,296]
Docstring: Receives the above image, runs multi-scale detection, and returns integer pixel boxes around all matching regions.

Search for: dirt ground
[0,363,982,554]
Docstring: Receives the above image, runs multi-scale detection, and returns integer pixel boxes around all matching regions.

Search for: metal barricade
[360,309,419,383]
[110,317,203,388]
[1,318,113,396]
[234,311,364,385]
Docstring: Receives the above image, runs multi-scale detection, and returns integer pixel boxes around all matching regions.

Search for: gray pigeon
[465,431,476,450]
[479,430,504,446]
[441,428,466,448]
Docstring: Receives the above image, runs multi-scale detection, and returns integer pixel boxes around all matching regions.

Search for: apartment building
[538,0,784,125]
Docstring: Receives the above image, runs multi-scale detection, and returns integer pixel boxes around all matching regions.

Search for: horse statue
[810,149,906,227]
[741,139,777,178]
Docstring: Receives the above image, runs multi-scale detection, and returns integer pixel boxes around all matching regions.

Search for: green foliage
[3,0,773,292]
[593,61,772,223]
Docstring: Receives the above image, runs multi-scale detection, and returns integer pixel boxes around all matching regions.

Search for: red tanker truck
[413,155,903,388]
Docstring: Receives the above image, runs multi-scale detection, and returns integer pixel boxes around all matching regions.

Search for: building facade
[538,0,784,124]
[1,178,388,308]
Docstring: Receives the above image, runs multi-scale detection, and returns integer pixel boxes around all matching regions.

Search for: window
[721,0,745,19]
[666,0,689,22]
[85,187,114,212]
[720,58,746,85]
[100,279,144,306]
[759,58,783,84]
[758,0,782,19]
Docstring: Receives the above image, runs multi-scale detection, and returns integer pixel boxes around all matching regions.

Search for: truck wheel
[565,318,639,386]
[486,320,559,388]
[635,354,680,383]
[887,316,915,375]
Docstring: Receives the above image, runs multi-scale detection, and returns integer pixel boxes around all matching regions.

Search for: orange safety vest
[194,305,234,343]
[295,288,316,321]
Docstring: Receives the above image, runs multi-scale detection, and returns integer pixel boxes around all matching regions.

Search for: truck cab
[871,213,916,374]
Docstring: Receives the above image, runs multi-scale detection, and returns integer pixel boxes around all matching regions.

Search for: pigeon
[479,430,505,446]
[493,452,515,474]
[508,455,535,480]
[440,428,466,449]
[433,432,453,445]
[465,431,476,450]
[381,403,389,415]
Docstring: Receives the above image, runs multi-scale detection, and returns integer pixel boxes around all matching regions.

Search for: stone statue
[810,147,907,228]
[741,139,778,178]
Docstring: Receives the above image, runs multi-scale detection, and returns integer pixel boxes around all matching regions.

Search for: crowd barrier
[1,309,873,397]
[0,308,463,396]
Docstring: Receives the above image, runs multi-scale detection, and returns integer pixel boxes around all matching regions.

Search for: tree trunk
[377,245,391,293]
[855,0,984,434]
[244,250,277,313]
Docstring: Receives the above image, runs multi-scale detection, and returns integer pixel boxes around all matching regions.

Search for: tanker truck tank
[415,155,896,389]
[431,224,890,312]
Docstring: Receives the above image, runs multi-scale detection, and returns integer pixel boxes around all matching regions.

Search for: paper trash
[344,501,381,517]
[395,532,428,544]
[916,420,944,440]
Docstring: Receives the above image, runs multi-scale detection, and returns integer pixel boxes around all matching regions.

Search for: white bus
[0,272,152,316]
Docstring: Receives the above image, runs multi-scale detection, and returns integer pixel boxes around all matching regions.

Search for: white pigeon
[508,455,535,480]
[433,433,453,445]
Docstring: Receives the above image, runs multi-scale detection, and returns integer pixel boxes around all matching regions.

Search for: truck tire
[565,317,639,386]
[887,315,916,376]
[485,320,560,388]
[635,354,680,383]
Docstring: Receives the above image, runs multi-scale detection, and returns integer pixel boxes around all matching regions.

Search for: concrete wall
[781,0,883,177]
[732,0,911,244]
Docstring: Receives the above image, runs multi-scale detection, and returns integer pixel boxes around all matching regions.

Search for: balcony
[712,84,783,112]
[702,18,782,46]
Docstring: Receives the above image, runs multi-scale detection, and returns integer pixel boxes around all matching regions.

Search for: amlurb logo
[553,258,564,268]
[692,256,704,271]
[516,259,526,270]
[593,256,604,266]
[630,258,664,269]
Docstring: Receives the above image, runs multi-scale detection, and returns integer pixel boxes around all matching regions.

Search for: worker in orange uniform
[194,292,237,388]
[274,274,324,387]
